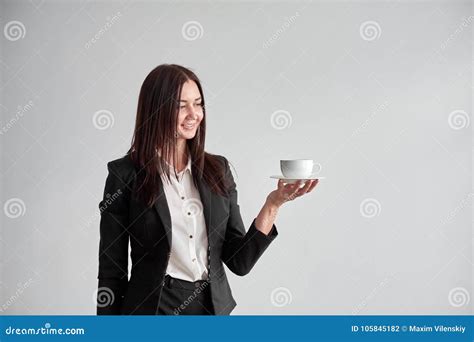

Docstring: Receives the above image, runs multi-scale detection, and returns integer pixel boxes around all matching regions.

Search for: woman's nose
[186,107,199,118]
[185,112,197,120]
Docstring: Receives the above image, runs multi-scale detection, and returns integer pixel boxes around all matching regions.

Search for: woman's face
[176,80,204,140]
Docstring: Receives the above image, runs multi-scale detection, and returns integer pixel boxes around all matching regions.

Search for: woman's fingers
[306,179,319,192]
[278,181,296,201]
[293,180,318,198]
[288,181,304,199]
[295,180,312,195]
[278,179,320,203]
[277,179,285,190]
[282,181,298,191]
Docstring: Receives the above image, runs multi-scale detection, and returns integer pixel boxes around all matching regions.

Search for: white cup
[280,159,319,179]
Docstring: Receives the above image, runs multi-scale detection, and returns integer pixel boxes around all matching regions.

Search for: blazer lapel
[152,172,213,248]
[196,175,212,239]
[153,175,172,247]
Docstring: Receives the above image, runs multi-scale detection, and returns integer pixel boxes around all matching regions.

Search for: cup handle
[312,163,322,175]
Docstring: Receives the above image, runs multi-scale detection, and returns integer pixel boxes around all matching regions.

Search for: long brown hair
[128,64,229,207]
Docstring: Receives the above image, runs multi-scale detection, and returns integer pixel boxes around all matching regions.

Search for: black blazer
[96,154,278,315]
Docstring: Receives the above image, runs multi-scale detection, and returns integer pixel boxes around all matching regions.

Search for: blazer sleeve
[221,156,278,276]
[96,161,130,315]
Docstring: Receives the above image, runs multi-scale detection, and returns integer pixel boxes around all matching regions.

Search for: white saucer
[270,174,326,184]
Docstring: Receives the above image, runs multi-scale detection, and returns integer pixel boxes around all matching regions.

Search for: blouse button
[189,235,193,239]
[181,196,185,200]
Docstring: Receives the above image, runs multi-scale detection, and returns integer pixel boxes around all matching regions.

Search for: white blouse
[159,154,209,282]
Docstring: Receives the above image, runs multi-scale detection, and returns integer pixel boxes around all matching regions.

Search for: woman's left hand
[266,179,319,208]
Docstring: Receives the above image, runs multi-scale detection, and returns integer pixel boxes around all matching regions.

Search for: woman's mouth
[182,122,196,130]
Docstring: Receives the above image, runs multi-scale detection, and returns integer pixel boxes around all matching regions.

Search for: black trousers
[157,275,215,315]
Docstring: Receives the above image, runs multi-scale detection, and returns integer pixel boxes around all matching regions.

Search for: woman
[96,64,319,315]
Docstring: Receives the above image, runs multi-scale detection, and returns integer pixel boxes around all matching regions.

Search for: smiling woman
[177,83,203,136]
[96,64,318,316]
[127,64,228,206]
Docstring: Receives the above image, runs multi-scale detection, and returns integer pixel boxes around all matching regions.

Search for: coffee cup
[280,159,320,179]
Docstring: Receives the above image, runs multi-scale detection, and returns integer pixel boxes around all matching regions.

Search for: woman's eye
[179,103,203,109]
